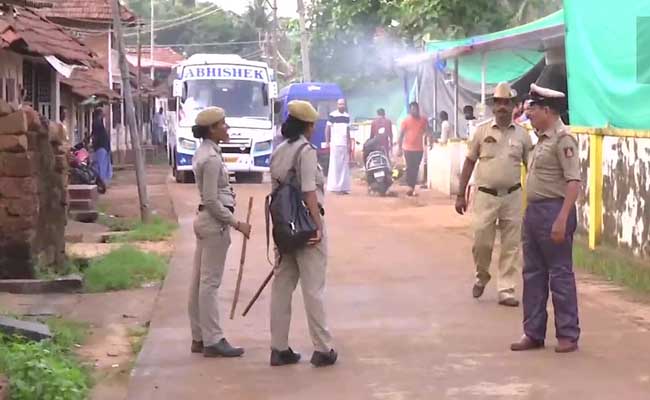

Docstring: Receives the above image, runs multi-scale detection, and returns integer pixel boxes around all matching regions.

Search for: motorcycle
[364,149,393,196]
[68,142,106,194]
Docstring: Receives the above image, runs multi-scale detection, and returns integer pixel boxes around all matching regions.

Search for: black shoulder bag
[265,143,318,258]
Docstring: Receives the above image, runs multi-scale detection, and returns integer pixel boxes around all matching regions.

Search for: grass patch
[47,318,90,348]
[0,317,92,400]
[84,246,168,293]
[127,326,148,355]
[110,217,177,243]
[34,260,81,280]
[574,240,650,293]
[97,214,138,232]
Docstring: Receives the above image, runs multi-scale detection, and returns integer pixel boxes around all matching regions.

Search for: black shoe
[472,284,485,299]
[310,349,338,367]
[498,298,520,307]
[191,340,204,354]
[203,338,244,358]
[270,347,301,366]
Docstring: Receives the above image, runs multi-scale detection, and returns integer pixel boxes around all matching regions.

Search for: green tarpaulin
[425,11,564,84]
[564,0,650,129]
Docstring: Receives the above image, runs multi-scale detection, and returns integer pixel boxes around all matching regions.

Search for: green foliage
[307,0,562,87]
[110,217,178,242]
[125,0,271,58]
[98,214,138,232]
[574,241,650,293]
[127,326,149,355]
[46,318,90,349]
[0,335,91,400]
[84,246,168,292]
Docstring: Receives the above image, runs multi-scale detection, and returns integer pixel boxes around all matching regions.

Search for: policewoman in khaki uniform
[269,100,337,368]
[511,84,581,354]
[456,82,533,307]
[188,107,252,358]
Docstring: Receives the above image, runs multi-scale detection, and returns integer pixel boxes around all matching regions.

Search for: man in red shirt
[369,108,393,155]
[399,102,428,196]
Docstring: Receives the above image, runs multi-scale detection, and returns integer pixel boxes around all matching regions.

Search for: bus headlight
[179,138,197,151]
[254,140,272,152]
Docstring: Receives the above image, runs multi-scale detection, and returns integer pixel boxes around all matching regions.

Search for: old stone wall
[0,100,68,278]
[576,135,650,259]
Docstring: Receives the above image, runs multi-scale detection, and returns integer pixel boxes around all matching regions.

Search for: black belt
[198,204,235,213]
[478,183,521,197]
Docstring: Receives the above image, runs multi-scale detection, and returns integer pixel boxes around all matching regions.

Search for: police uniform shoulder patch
[564,147,575,158]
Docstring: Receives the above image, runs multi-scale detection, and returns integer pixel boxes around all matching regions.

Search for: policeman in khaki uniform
[456,82,533,307]
[269,100,337,368]
[511,84,581,354]
[188,107,252,358]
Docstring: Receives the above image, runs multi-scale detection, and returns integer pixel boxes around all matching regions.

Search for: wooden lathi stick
[242,269,274,317]
[229,196,253,320]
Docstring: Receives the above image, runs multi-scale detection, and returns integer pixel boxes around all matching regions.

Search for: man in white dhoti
[326,99,352,194]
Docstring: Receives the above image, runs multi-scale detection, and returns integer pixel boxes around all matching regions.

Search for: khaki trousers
[471,189,522,299]
[270,230,332,353]
[188,212,231,347]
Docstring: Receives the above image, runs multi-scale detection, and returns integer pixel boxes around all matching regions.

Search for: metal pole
[433,61,438,133]
[150,0,155,81]
[297,0,311,82]
[272,0,279,75]
[481,51,487,116]
[453,57,459,139]
[112,0,151,222]
[137,22,142,136]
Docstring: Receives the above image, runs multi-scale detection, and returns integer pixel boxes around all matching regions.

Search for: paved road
[127,178,650,400]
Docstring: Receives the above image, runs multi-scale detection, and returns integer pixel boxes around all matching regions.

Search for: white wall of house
[0,50,23,104]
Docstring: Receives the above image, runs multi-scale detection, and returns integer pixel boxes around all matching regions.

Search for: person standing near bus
[326,99,352,194]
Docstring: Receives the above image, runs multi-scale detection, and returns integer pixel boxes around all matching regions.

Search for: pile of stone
[0,100,69,279]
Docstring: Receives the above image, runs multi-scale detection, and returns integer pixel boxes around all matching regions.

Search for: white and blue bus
[169,54,277,183]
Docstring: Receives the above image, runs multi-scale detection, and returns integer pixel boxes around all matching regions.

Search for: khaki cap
[288,100,319,123]
[195,107,225,126]
[492,82,517,99]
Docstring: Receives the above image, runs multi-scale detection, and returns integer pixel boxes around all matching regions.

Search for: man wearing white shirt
[326,99,352,194]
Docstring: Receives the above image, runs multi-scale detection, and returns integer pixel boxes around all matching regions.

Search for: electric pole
[297,0,311,82]
[111,0,151,222]
[150,0,155,82]
[272,0,279,76]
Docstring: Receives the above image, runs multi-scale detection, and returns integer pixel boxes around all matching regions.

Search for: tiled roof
[0,4,94,64]
[62,68,119,100]
[41,0,136,23]
[126,46,184,69]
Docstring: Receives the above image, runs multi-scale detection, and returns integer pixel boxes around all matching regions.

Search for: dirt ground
[1,163,177,400]
[127,173,650,400]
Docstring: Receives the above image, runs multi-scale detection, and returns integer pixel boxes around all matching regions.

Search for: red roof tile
[0,4,94,64]
[41,0,136,23]
[126,46,184,69]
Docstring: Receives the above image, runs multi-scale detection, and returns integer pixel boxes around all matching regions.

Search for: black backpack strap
[285,142,312,185]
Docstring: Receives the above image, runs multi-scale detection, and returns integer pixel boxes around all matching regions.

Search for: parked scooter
[68,141,106,194]
[363,135,393,196]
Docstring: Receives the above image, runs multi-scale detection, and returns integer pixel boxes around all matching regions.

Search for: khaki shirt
[467,119,532,189]
[270,135,325,205]
[192,139,237,226]
[526,119,581,201]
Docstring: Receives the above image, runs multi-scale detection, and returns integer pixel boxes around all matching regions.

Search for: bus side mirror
[273,100,282,116]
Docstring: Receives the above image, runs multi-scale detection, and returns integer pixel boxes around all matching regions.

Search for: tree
[307,0,562,87]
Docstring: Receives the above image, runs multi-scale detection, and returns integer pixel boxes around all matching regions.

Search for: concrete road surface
[127,178,650,400]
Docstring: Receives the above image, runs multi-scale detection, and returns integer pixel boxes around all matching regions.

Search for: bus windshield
[181,79,270,124]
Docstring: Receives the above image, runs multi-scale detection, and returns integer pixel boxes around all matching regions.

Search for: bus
[169,54,277,183]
